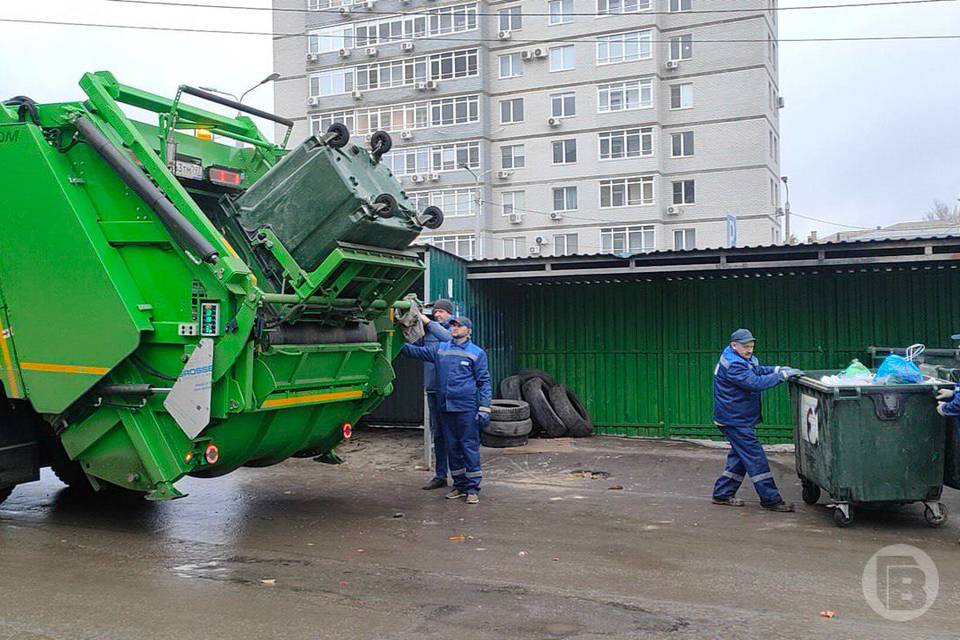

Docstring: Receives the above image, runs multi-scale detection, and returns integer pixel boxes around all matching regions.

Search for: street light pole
[781,175,791,244]
[460,164,494,260]
[240,73,281,105]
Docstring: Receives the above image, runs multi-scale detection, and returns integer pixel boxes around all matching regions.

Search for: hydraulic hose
[74,116,220,264]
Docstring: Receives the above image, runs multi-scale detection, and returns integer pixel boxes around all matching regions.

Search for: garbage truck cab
[0,71,443,503]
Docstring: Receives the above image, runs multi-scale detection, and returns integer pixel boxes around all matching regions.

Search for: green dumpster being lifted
[788,372,950,527]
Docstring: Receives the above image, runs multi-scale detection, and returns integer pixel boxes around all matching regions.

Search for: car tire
[522,378,567,438]
[490,399,530,422]
[499,375,523,401]
[482,418,533,438]
[548,385,594,437]
[518,368,557,388]
[480,432,529,448]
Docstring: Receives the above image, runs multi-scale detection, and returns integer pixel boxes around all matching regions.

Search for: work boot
[712,496,745,507]
[762,501,795,512]
[422,478,447,490]
[445,489,466,500]
[466,493,479,505]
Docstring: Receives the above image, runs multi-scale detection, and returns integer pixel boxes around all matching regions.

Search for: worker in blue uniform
[402,317,492,505]
[712,328,804,512]
[412,299,454,490]
[936,332,960,417]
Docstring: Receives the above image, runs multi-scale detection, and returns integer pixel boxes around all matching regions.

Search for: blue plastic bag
[875,354,924,384]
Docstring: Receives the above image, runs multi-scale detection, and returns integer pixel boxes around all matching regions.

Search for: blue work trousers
[440,410,482,493]
[713,424,783,506]
[427,393,448,482]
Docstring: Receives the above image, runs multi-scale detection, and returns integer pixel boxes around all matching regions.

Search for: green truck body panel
[0,72,425,499]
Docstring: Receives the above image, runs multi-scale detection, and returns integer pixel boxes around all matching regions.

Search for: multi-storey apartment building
[273,0,783,258]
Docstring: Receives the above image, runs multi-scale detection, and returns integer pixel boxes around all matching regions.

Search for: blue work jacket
[419,320,452,393]
[402,338,492,413]
[942,386,960,417]
[713,346,783,428]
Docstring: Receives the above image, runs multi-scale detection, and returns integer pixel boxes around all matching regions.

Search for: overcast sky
[1,0,958,241]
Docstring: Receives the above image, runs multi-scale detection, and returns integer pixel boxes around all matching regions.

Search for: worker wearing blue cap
[401,316,492,505]
[935,332,960,416]
[712,329,804,512]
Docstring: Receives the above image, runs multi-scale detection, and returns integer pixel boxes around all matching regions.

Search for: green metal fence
[471,267,960,443]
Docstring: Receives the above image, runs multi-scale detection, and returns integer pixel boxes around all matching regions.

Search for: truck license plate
[175,160,203,181]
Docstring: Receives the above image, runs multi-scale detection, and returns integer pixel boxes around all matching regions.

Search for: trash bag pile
[819,351,927,386]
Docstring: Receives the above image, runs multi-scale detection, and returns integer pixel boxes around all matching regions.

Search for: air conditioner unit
[533,47,548,58]
[307,52,319,62]
[520,50,533,60]
[509,213,522,224]
[338,6,351,15]
[352,90,363,100]
[410,174,424,183]
[497,170,513,179]
[366,47,378,57]
[497,30,511,41]
[666,205,682,216]
[338,48,351,58]
[426,80,439,90]
[529,245,541,255]
[547,117,561,128]
[429,173,440,182]
[665,59,680,70]
[306,97,319,106]
[777,96,785,109]
[400,130,413,140]
[550,211,563,221]
[416,81,428,91]
[401,41,415,52]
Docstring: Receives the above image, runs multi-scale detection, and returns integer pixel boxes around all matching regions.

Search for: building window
[499,53,524,78]
[385,141,480,176]
[552,186,578,211]
[597,0,651,15]
[431,95,480,126]
[426,234,475,259]
[552,139,578,164]
[601,225,655,253]
[310,68,354,97]
[499,98,524,124]
[408,188,478,218]
[597,78,653,112]
[320,48,480,96]
[600,177,654,207]
[669,0,692,11]
[596,31,652,65]
[502,190,526,216]
[672,180,695,205]
[549,45,576,72]
[313,96,479,136]
[307,25,354,54]
[502,236,525,258]
[670,131,694,157]
[599,128,653,160]
[674,228,695,250]
[312,110,356,135]
[498,6,522,32]
[670,83,693,110]
[551,92,576,118]
[501,144,526,169]
[669,34,693,61]
[548,0,574,24]
[554,233,579,256]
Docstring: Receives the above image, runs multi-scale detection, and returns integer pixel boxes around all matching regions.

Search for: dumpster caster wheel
[923,502,948,527]
[833,504,854,528]
[801,482,821,505]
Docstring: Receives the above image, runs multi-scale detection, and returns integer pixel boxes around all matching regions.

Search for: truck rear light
[207,166,243,187]
[205,444,220,464]
[342,423,353,439]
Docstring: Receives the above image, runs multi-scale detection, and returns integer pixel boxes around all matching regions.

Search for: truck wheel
[801,482,821,505]
[522,378,566,438]
[490,399,529,422]
[547,384,593,437]
[0,486,12,505]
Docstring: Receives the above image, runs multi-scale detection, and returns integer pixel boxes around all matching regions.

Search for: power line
[104,0,959,19]
[3,17,959,44]
[787,211,871,229]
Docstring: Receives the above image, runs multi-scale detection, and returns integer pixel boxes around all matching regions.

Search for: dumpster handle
[834,387,862,400]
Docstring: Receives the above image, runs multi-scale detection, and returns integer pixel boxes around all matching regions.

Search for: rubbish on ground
[260,579,276,586]
[393,512,404,518]
[518,550,527,557]
[819,610,836,619]
[570,469,610,480]
[609,484,624,490]
[448,534,466,542]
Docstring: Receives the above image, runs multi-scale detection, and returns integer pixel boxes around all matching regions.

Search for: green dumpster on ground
[788,371,950,528]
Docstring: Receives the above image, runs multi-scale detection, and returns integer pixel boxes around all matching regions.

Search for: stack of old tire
[499,369,594,439]
[480,399,534,448]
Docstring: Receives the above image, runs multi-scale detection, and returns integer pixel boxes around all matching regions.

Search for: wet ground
[1,427,959,639]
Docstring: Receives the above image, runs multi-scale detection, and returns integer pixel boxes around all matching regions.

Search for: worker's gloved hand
[476,409,491,427]
[937,402,948,417]
[936,388,956,401]
[781,367,805,380]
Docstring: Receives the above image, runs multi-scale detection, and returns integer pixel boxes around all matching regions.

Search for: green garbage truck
[0,71,443,502]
